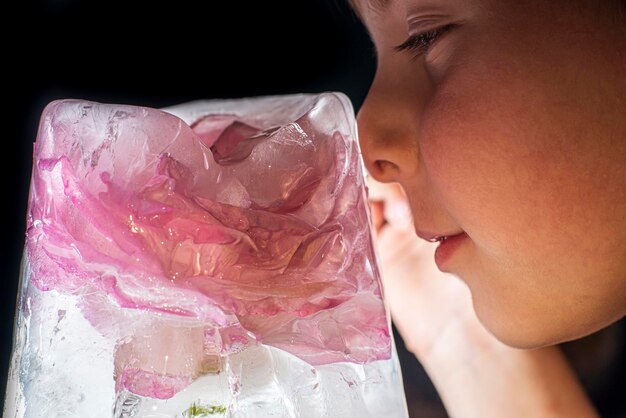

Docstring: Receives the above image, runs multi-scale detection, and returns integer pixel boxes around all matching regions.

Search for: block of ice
[4,93,408,417]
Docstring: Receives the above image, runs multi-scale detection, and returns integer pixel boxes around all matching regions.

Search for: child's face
[355,0,626,347]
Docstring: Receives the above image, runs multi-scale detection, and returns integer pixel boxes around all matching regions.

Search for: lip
[414,228,463,243]
[434,232,468,271]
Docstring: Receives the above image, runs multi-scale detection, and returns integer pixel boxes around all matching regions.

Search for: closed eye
[394,24,455,58]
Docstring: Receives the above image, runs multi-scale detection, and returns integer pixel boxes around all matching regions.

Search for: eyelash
[394,24,454,58]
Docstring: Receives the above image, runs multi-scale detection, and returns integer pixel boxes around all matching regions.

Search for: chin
[487,328,557,350]
[479,312,620,350]
[469,276,626,350]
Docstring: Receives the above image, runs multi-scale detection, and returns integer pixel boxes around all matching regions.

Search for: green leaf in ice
[187,401,227,417]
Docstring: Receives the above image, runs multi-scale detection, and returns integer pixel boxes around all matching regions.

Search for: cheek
[417,68,623,346]
[419,76,542,252]
[418,55,593,241]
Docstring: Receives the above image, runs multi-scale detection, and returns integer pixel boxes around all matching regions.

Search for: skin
[353,0,626,349]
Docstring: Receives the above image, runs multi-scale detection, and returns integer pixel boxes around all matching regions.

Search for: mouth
[414,229,465,244]
[433,232,468,271]
[414,229,468,270]
[431,235,455,243]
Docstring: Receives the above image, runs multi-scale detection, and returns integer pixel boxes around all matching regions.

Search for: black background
[3,1,624,416]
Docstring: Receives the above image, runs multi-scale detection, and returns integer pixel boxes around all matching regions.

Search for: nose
[356,61,427,184]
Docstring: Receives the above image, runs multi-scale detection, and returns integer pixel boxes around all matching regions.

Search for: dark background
[3,1,624,416]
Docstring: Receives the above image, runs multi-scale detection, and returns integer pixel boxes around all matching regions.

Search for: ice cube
[4,93,408,418]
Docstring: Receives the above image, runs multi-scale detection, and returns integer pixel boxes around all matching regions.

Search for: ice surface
[4,93,408,417]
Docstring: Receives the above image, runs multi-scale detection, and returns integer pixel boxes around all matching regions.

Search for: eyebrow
[347,0,393,19]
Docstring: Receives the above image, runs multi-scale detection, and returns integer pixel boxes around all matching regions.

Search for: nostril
[375,160,398,173]
[370,160,400,182]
